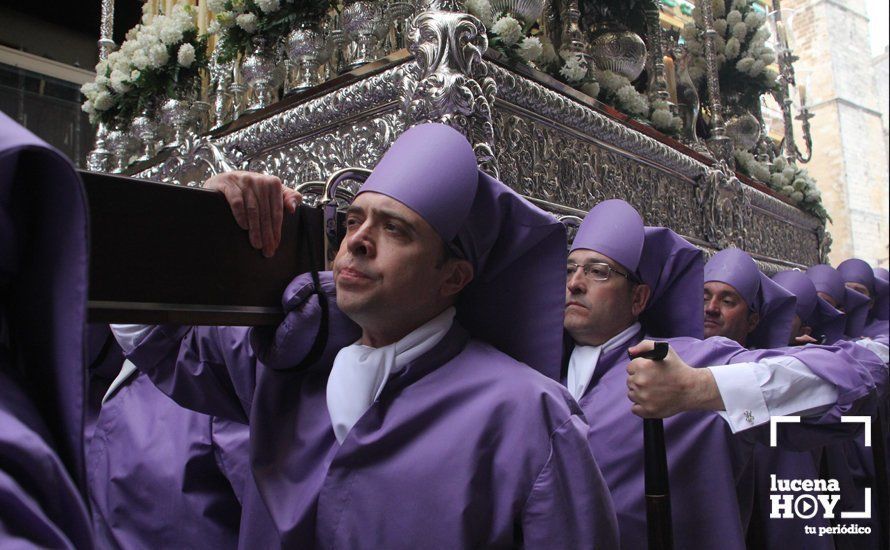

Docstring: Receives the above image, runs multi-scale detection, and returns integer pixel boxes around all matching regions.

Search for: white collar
[326,307,456,444]
[102,359,139,404]
[567,322,641,401]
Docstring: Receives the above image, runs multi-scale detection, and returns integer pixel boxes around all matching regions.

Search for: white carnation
[731,22,748,39]
[207,0,227,12]
[81,100,95,115]
[726,10,743,25]
[109,69,132,93]
[714,19,728,37]
[80,82,98,97]
[465,0,493,27]
[651,108,676,131]
[725,37,741,59]
[149,43,171,67]
[160,23,185,45]
[131,50,151,70]
[581,80,600,98]
[559,54,587,83]
[236,13,258,33]
[736,57,755,73]
[177,42,196,67]
[255,0,280,14]
[491,15,522,47]
[518,36,543,63]
[93,91,114,111]
[747,59,765,77]
[615,85,648,116]
[791,191,804,203]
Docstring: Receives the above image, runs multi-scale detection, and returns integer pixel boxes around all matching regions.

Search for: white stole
[326,307,456,443]
[567,322,641,401]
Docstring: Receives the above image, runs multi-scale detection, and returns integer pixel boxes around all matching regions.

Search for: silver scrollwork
[403,9,499,175]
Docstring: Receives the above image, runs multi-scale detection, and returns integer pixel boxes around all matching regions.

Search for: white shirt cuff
[856,338,890,364]
[708,363,771,433]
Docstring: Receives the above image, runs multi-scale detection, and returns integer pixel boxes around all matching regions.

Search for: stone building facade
[784,0,889,267]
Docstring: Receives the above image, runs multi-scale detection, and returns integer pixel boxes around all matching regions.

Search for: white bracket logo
[769,415,872,520]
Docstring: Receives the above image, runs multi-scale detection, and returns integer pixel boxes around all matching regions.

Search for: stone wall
[784,0,889,267]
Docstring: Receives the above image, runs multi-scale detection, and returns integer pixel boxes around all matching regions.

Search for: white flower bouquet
[734,149,829,220]
[81,2,208,125]
[681,0,778,113]
[209,0,332,62]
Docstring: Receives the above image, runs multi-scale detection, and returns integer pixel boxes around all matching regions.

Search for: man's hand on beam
[204,171,303,258]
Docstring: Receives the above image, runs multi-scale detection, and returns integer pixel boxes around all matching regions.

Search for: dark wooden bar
[80,170,326,325]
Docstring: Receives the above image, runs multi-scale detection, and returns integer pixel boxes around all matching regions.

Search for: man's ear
[631,284,651,318]
[440,259,474,299]
[746,311,761,334]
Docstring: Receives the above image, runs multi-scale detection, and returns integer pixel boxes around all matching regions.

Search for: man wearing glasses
[562,199,877,550]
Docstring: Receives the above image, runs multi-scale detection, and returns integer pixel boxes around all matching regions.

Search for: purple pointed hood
[874,267,889,321]
[637,226,705,338]
[570,199,703,338]
[805,264,870,338]
[772,270,846,345]
[0,111,88,493]
[570,199,645,275]
[838,258,888,323]
[704,248,796,349]
[357,123,567,379]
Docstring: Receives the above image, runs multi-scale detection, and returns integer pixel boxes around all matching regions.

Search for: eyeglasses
[566,262,632,282]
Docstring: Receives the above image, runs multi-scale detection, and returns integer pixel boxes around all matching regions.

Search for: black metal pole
[629,341,674,550]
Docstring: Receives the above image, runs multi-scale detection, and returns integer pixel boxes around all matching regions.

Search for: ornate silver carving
[130,48,826,270]
[697,162,750,250]
[403,9,498,174]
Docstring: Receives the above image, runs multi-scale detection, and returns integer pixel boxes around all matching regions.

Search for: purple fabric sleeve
[521,415,620,549]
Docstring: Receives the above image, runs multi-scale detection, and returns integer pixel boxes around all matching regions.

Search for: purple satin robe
[85,324,250,549]
[0,367,92,548]
[127,319,620,548]
[568,329,877,550]
[1,112,91,547]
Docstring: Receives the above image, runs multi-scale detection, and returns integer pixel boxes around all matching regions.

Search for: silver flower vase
[87,122,113,172]
[131,105,159,162]
[342,1,383,70]
[286,22,325,95]
[589,29,648,81]
[242,36,279,113]
[160,98,193,150]
[386,1,416,51]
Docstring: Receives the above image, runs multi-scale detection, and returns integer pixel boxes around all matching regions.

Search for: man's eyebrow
[346,205,364,216]
[375,208,418,233]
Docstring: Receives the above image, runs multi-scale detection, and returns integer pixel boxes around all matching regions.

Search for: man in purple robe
[113,123,619,548]
[746,270,889,550]
[85,324,251,549]
[807,264,872,340]
[839,258,890,344]
[562,200,874,549]
[0,111,93,547]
